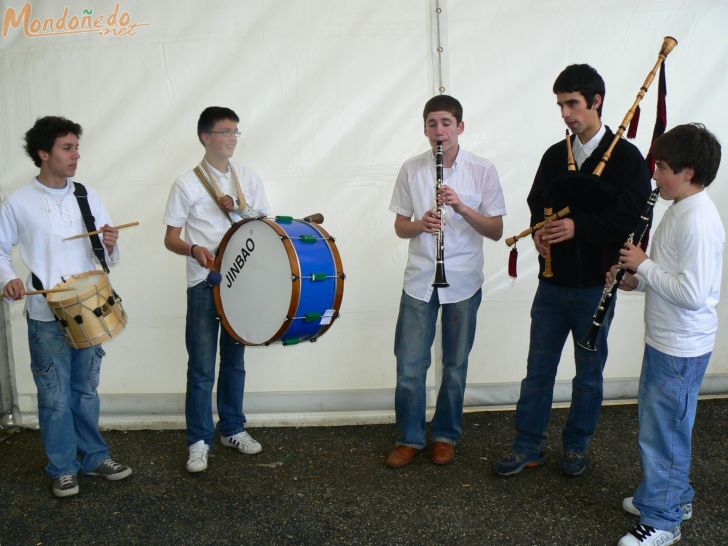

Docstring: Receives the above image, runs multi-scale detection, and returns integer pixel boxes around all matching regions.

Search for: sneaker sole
[186,464,208,473]
[560,465,585,477]
[85,467,133,481]
[53,486,79,498]
[623,499,692,520]
[496,458,544,477]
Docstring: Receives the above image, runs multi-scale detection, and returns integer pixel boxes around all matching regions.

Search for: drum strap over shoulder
[194,159,250,225]
[73,182,110,273]
[31,273,45,292]
[193,166,234,225]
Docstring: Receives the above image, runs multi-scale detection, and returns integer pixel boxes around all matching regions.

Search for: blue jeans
[633,345,710,532]
[185,281,247,446]
[513,281,614,455]
[27,318,109,477]
[393,289,481,448]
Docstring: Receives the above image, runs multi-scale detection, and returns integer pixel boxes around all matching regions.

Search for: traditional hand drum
[46,271,128,349]
[213,216,344,346]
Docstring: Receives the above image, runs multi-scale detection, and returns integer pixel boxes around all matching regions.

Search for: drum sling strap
[193,160,249,226]
[30,182,109,294]
[33,183,120,330]
[73,182,110,274]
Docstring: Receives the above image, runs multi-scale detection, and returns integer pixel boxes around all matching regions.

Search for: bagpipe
[505,36,677,279]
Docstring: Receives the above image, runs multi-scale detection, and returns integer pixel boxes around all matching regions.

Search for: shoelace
[103,459,125,471]
[229,433,255,448]
[629,524,657,540]
[57,475,75,487]
[508,452,531,463]
[189,445,209,459]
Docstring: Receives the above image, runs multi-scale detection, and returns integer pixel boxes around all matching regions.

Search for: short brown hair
[651,123,721,186]
[423,95,463,124]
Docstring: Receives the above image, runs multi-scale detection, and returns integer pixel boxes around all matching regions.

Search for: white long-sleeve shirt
[636,190,724,357]
[0,178,119,321]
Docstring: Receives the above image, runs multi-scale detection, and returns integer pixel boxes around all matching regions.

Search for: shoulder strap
[193,166,234,225]
[73,182,109,273]
[31,273,44,291]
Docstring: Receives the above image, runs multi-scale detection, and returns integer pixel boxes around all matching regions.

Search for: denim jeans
[513,280,614,455]
[633,344,711,532]
[186,281,247,446]
[27,318,109,477]
[393,289,481,448]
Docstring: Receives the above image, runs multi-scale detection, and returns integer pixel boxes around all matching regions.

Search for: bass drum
[213,216,344,346]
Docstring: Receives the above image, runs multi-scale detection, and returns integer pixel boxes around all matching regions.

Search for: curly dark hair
[24,116,82,167]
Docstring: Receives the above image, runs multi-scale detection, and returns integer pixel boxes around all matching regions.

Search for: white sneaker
[220,431,262,455]
[186,440,209,473]
[618,524,681,546]
[622,497,692,520]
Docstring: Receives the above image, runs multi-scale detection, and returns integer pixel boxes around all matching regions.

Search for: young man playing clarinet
[613,124,723,546]
[386,95,506,468]
[163,106,270,473]
[495,64,652,477]
[0,116,132,497]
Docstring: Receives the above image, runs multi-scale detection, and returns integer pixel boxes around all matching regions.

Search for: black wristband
[189,244,198,257]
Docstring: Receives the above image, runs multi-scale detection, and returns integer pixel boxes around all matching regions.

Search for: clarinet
[577,187,659,352]
[432,141,449,287]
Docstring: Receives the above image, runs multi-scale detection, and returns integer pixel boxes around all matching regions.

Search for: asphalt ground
[1,399,727,545]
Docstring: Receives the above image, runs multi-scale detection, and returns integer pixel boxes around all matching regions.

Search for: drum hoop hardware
[213,217,344,346]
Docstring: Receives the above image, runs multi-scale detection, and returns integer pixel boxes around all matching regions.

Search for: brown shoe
[386,446,419,468]
[431,441,456,465]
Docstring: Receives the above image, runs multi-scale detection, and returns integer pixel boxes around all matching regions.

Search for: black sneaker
[85,458,132,481]
[618,523,681,545]
[52,474,79,498]
[559,450,586,476]
[494,450,545,476]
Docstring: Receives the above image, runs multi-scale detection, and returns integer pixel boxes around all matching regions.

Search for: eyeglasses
[207,130,241,137]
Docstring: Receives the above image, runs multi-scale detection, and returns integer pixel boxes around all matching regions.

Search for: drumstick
[63,221,140,241]
[303,213,324,224]
[25,287,75,296]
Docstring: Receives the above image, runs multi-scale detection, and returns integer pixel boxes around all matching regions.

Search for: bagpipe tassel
[508,246,518,279]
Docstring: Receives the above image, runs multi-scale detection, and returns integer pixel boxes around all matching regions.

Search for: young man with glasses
[163,106,270,472]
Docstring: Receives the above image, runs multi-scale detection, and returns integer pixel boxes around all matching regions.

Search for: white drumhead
[218,220,294,344]
[47,271,109,303]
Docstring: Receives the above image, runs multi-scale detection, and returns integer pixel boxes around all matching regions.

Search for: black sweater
[527,127,652,287]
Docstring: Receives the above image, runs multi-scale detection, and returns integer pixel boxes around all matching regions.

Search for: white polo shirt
[389,148,506,304]
[164,160,271,287]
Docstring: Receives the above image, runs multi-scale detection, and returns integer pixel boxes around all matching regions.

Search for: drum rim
[213,218,301,346]
[303,221,344,341]
[46,270,112,306]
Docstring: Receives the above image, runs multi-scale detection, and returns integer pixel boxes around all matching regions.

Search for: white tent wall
[0,0,726,429]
